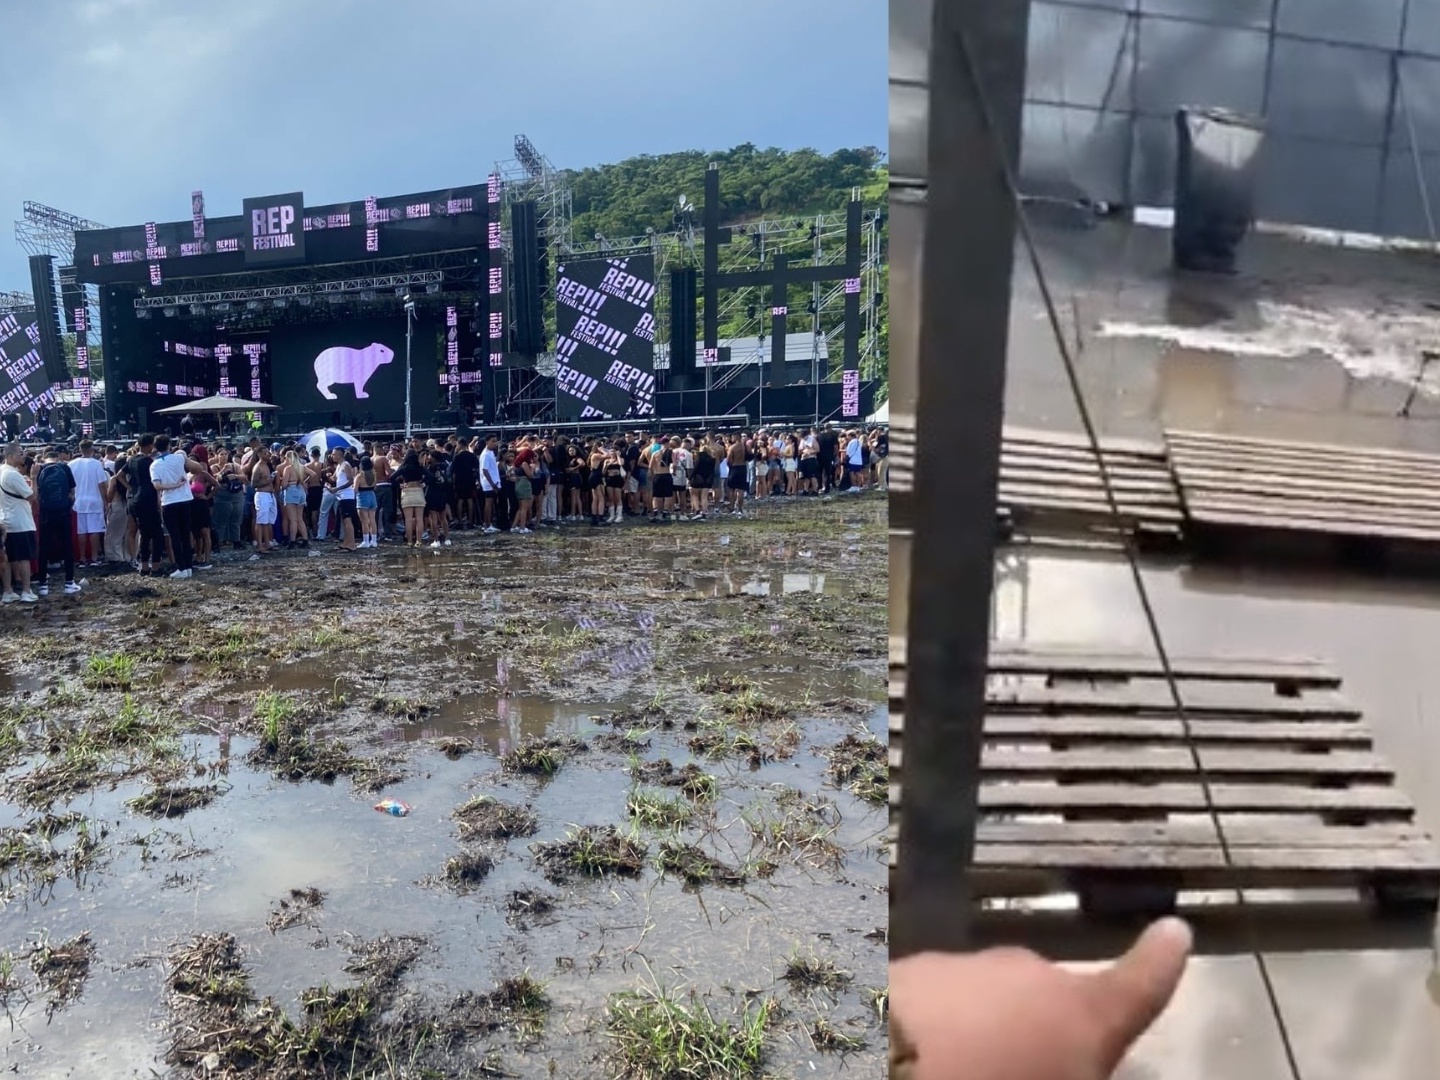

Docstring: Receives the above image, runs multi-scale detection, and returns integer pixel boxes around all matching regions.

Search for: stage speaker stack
[669,267,697,380]
[511,200,545,355]
[1172,108,1264,274]
[28,255,68,383]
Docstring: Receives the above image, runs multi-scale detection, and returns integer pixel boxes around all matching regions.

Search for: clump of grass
[435,736,473,759]
[656,841,747,886]
[501,735,586,776]
[82,652,137,690]
[442,849,495,890]
[822,734,887,804]
[505,888,557,927]
[127,783,220,819]
[368,695,434,721]
[693,673,755,695]
[626,789,695,830]
[164,933,433,1077]
[606,986,775,1079]
[30,932,96,1017]
[266,886,325,933]
[246,693,357,783]
[447,972,552,1042]
[453,795,539,842]
[865,986,888,1022]
[742,795,845,872]
[630,759,719,801]
[811,1017,866,1053]
[781,951,853,991]
[688,722,800,767]
[533,825,647,882]
[715,687,792,725]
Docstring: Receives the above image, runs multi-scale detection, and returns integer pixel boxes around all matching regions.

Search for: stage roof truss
[131,271,446,311]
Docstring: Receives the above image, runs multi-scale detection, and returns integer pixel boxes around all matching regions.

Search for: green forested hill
[565,145,888,398]
[569,144,885,239]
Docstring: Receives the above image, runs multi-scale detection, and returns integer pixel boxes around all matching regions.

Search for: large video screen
[553,254,657,421]
[269,317,438,423]
[0,309,59,436]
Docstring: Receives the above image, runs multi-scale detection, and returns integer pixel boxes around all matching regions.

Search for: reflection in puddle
[388,693,598,749]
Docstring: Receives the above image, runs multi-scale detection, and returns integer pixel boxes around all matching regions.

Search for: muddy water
[992,547,1440,1080]
[0,495,888,1078]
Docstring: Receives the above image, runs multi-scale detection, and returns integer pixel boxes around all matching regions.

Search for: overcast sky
[0,0,884,293]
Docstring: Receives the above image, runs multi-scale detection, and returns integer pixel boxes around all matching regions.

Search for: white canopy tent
[153,395,277,435]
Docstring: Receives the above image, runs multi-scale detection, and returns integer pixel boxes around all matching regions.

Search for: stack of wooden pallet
[1166,428,1440,557]
[889,638,1440,929]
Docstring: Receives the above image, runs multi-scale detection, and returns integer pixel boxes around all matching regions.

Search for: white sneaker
[170,568,189,579]
[515,527,531,535]
[443,539,452,547]
[63,582,82,595]
[430,540,441,549]
[1,593,17,604]
[35,584,48,597]
[19,591,37,603]
[483,525,498,534]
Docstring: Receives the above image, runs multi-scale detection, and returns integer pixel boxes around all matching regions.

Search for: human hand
[890,917,1192,1080]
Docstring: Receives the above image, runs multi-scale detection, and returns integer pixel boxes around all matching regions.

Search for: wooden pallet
[998,426,1183,543]
[890,418,1181,543]
[1166,428,1440,564]
[889,638,1440,924]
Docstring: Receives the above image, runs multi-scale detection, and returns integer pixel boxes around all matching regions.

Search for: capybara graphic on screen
[313,342,394,400]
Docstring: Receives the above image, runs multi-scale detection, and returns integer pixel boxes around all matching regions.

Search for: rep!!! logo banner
[554,254,657,421]
[242,191,306,266]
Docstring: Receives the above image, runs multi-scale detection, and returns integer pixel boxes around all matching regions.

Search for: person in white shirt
[845,429,867,491]
[149,434,196,579]
[0,442,37,602]
[479,435,502,533]
[327,448,360,551]
[69,439,110,568]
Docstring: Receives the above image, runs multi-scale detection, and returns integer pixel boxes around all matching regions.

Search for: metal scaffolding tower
[494,134,575,256]
[13,201,109,432]
[0,291,34,313]
[13,200,107,258]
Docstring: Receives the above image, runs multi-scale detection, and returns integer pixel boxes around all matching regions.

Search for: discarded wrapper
[374,799,412,817]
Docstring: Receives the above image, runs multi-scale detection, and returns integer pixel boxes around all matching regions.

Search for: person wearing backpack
[33,445,80,597]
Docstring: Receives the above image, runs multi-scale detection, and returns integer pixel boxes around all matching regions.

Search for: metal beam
[892,0,1031,959]
[131,271,445,310]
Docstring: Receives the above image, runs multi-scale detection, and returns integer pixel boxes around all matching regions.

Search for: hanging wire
[951,20,1307,1080]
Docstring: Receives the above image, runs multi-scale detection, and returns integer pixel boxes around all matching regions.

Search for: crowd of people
[0,424,887,600]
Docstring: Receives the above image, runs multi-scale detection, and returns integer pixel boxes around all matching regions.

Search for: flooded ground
[0,493,888,1079]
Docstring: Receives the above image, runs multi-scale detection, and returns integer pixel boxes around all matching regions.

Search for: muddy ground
[0,492,888,1079]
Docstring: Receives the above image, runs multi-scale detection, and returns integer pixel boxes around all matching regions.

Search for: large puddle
[0,496,888,1077]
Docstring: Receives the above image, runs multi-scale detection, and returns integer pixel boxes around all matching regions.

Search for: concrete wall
[1023,0,1440,239]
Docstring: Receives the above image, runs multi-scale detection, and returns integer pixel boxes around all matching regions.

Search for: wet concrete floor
[894,218,1440,1078]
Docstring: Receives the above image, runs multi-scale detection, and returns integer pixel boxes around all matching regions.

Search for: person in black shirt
[424,450,452,547]
[871,426,889,490]
[817,427,840,492]
[395,450,427,547]
[127,434,163,574]
[451,438,479,528]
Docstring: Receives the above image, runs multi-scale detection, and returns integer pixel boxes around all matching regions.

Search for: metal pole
[403,296,414,439]
[890,0,1030,959]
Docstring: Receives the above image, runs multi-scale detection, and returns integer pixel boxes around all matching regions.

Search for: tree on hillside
[568,145,885,239]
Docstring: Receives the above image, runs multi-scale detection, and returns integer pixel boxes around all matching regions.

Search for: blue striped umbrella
[303,428,365,458]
